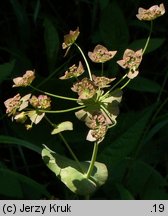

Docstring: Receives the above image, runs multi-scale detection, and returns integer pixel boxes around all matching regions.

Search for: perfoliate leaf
[51,121,73,135]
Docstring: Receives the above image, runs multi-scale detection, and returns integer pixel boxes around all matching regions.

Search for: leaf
[51,121,73,135]
[99,1,129,49]
[0,135,41,154]
[98,0,110,10]
[0,60,15,83]
[42,145,108,196]
[99,105,155,167]
[126,160,168,199]
[128,76,161,93]
[43,17,59,71]
[115,183,134,200]
[0,167,50,199]
[144,117,168,144]
[129,38,165,54]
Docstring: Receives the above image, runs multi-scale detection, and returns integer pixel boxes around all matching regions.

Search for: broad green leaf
[129,38,165,54]
[99,1,129,49]
[127,160,167,199]
[33,0,41,23]
[0,135,41,154]
[0,60,15,83]
[98,0,110,10]
[42,145,108,196]
[0,167,50,199]
[128,76,161,93]
[99,105,155,167]
[10,0,30,48]
[144,117,168,144]
[44,17,59,71]
[115,183,134,200]
[51,121,73,135]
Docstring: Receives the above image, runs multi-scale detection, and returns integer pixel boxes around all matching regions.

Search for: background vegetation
[0,0,168,199]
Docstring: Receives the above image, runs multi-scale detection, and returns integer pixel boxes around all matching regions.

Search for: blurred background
[0,0,168,199]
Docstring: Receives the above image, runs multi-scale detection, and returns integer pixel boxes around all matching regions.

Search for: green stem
[86,142,98,179]
[30,85,78,101]
[120,78,131,90]
[38,105,85,114]
[44,116,84,173]
[142,21,153,55]
[59,133,84,173]
[103,74,127,98]
[74,43,93,81]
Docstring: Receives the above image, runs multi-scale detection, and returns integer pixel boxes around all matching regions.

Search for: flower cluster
[30,95,51,110]
[136,4,165,21]
[13,70,35,87]
[88,45,117,63]
[117,49,143,79]
[59,61,84,80]
[4,71,51,129]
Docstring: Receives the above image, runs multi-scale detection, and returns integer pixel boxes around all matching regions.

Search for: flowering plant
[4,3,165,198]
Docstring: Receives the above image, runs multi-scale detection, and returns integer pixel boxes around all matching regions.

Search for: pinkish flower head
[13,70,35,87]
[4,94,21,116]
[29,95,51,110]
[117,49,143,79]
[71,77,97,100]
[136,3,165,21]
[59,61,84,80]
[88,45,117,63]
[92,75,116,88]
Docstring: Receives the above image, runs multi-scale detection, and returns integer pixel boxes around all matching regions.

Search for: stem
[103,74,127,98]
[120,78,131,90]
[30,85,78,101]
[86,142,98,179]
[74,43,93,81]
[38,105,85,114]
[44,116,84,173]
[59,133,84,173]
[142,21,153,55]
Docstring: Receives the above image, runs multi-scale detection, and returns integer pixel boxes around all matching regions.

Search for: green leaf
[115,183,134,200]
[51,121,73,135]
[99,1,129,49]
[99,105,155,167]
[129,38,165,54]
[98,0,110,10]
[42,145,108,196]
[0,135,41,154]
[128,76,161,93]
[0,60,15,83]
[43,17,59,71]
[127,160,168,199]
[0,167,50,199]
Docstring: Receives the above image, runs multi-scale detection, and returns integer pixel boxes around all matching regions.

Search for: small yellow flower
[88,45,117,63]
[136,3,165,21]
